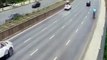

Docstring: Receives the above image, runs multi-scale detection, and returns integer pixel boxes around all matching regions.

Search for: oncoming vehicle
[64,3,71,11]
[32,1,41,8]
[0,41,14,59]
[86,1,91,7]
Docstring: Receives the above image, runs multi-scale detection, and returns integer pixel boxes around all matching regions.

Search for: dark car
[86,1,91,7]
[32,2,41,8]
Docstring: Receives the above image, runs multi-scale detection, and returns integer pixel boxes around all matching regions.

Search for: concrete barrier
[83,0,106,60]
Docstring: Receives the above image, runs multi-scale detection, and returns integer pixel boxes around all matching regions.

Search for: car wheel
[8,47,14,57]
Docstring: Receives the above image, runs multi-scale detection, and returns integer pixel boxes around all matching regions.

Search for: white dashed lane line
[66,40,71,46]
[75,29,79,32]
[24,38,32,43]
[54,56,58,60]
[49,35,55,39]
[81,21,84,24]
[30,49,38,56]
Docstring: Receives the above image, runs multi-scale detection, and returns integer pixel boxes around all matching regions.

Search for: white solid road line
[49,35,55,39]
[24,38,32,43]
[54,56,58,60]
[66,40,71,46]
[30,49,38,56]
[7,9,63,41]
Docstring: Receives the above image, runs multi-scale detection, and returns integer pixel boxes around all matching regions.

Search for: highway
[7,0,100,60]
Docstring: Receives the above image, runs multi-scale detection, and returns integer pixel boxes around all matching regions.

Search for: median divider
[83,0,106,60]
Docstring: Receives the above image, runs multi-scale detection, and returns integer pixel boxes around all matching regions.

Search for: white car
[64,3,71,11]
[0,41,14,59]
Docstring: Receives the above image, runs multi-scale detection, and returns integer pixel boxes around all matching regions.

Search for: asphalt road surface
[7,0,100,60]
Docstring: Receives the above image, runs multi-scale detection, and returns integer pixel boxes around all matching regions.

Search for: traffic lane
[14,0,99,60]
[8,10,72,60]
[11,0,85,48]
[57,10,94,60]
[8,1,87,59]
[46,6,93,60]
[10,0,83,49]
[9,0,83,48]
[33,0,99,58]
[7,0,88,59]
[10,0,81,44]
[55,0,100,59]
[12,1,90,60]
[8,7,82,60]
[12,11,72,51]
[14,11,70,52]
[9,0,93,59]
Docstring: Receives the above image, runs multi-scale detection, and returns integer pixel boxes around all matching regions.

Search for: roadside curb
[83,0,106,60]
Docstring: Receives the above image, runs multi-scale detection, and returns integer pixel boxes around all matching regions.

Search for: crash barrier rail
[83,0,106,60]
[0,1,66,41]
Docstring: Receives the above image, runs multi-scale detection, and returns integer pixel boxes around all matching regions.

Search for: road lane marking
[81,21,84,24]
[53,21,57,23]
[61,26,65,29]
[66,40,71,46]
[76,29,79,32]
[54,56,58,60]
[88,12,90,14]
[30,49,38,56]
[8,9,63,41]
[85,16,88,19]
[24,38,31,43]
[49,35,55,39]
